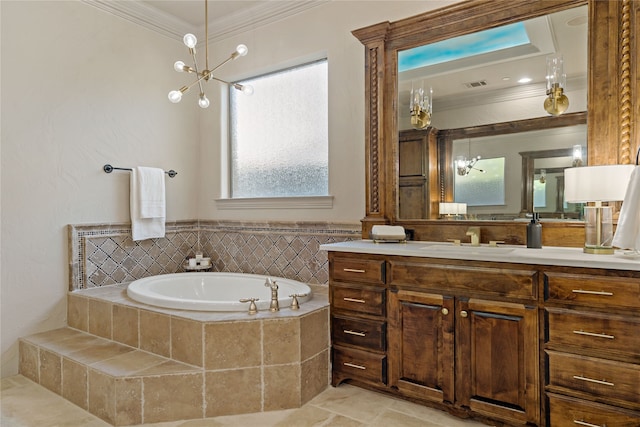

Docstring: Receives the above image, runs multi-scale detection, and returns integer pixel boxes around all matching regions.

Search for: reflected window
[454,157,505,206]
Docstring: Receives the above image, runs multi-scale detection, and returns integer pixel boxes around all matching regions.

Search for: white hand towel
[130,167,166,241]
[612,166,640,250]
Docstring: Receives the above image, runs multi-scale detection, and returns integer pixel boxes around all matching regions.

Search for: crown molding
[82,0,328,43]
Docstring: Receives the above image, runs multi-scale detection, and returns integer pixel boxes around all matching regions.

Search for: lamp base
[583,246,614,255]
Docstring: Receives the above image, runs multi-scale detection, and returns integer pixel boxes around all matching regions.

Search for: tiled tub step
[19,327,204,426]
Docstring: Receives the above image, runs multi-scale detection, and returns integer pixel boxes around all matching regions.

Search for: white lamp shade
[439,202,467,215]
[564,165,635,203]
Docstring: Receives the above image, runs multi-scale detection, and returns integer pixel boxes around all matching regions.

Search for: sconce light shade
[565,164,635,253]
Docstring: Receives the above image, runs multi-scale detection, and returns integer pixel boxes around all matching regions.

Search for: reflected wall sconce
[572,144,584,167]
[439,202,467,219]
[539,169,547,183]
[564,164,635,254]
[168,0,252,108]
[410,82,433,129]
[544,54,569,116]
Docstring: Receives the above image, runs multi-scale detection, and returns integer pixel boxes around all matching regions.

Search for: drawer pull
[343,362,367,370]
[343,297,366,304]
[572,330,614,339]
[573,420,604,427]
[343,329,366,337]
[571,289,613,296]
[573,375,614,387]
[343,268,366,273]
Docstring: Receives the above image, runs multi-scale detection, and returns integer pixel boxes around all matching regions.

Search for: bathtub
[127,272,312,311]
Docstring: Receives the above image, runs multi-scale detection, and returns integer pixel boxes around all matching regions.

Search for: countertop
[320,240,640,272]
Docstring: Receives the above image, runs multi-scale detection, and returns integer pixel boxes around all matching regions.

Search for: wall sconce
[564,164,635,254]
[572,144,584,167]
[410,83,433,129]
[439,202,467,219]
[544,54,569,116]
[539,169,547,183]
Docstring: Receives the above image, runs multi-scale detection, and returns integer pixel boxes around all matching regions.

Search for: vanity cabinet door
[456,298,539,426]
[388,289,455,404]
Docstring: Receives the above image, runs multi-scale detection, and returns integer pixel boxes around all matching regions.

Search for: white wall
[0,0,459,377]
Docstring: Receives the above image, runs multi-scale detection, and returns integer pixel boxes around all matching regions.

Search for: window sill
[215,196,334,209]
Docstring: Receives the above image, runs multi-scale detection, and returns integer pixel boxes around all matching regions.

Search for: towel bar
[103,164,177,178]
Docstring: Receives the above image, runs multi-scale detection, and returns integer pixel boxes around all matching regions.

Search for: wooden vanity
[322,241,640,426]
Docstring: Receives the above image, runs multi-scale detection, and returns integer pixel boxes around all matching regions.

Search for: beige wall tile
[300,308,329,360]
[67,293,88,332]
[204,321,261,369]
[171,317,203,367]
[39,348,61,394]
[264,364,301,411]
[143,373,203,423]
[139,309,170,357]
[88,369,115,425]
[115,377,142,426]
[263,318,300,365]
[88,298,112,339]
[301,348,329,404]
[205,367,261,417]
[112,304,139,348]
[62,357,87,409]
[18,340,39,383]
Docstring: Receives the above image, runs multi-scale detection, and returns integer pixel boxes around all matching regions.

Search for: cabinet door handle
[572,330,614,339]
[343,329,366,337]
[574,420,604,427]
[343,268,366,273]
[343,362,366,370]
[460,310,468,318]
[571,289,613,296]
[441,308,449,316]
[573,375,614,387]
[343,297,366,304]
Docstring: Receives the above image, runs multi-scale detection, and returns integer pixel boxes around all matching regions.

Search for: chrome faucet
[466,227,481,246]
[265,278,279,312]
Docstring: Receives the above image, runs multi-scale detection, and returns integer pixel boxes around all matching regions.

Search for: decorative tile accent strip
[68,221,360,290]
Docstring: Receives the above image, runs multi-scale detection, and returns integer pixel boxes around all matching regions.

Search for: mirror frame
[353,0,638,246]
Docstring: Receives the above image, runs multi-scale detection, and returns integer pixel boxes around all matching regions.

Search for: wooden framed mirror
[353,0,638,246]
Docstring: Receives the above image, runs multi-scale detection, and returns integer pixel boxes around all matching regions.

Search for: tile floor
[2,375,489,426]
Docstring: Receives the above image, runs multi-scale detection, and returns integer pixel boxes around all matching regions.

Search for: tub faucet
[265,278,279,312]
[466,227,481,246]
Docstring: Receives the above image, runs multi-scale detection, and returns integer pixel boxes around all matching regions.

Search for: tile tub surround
[69,221,360,290]
[19,284,330,426]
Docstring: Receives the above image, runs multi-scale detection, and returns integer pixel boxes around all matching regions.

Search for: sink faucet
[466,227,481,246]
[264,278,279,312]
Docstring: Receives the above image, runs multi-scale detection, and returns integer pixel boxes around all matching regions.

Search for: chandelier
[409,82,433,129]
[456,155,484,176]
[168,0,253,108]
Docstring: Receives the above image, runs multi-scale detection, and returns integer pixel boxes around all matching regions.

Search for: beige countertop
[320,240,640,272]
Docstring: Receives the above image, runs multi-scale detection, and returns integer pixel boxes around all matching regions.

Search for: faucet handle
[447,239,461,246]
[289,293,308,310]
[489,240,505,247]
[239,298,259,315]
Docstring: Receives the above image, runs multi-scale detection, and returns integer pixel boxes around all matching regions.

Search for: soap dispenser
[527,213,542,249]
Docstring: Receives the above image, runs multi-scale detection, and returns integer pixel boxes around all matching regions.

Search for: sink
[420,244,516,255]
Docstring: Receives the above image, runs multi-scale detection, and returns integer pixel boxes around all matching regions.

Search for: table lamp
[439,202,467,219]
[564,164,635,254]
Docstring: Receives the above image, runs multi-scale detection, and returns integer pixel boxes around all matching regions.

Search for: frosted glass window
[533,179,547,208]
[230,60,328,198]
[454,157,505,206]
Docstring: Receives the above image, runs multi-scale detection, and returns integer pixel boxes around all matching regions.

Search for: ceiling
[83,0,326,42]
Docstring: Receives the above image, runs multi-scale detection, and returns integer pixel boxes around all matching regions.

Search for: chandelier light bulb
[168,90,183,103]
[241,84,254,95]
[198,94,210,108]
[183,33,197,49]
[235,44,248,57]
[174,61,186,72]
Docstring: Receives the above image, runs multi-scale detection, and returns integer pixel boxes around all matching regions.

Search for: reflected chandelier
[168,0,253,108]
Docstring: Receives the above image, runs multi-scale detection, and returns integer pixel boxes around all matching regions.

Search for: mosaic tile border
[68,220,361,291]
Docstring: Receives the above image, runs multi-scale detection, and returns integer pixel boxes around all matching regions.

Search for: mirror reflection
[396,5,588,220]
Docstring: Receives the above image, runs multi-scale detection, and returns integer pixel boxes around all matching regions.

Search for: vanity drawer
[545,273,640,310]
[389,261,537,299]
[547,350,640,404]
[332,345,387,385]
[546,308,640,357]
[331,315,386,352]
[331,283,386,316]
[331,256,385,285]
[548,393,640,427]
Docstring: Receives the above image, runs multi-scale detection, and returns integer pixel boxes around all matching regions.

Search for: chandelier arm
[205,0,209,71]
[189,50,206,95]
